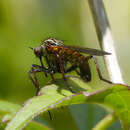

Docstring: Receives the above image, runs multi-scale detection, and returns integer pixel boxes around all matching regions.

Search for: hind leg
[88,56,113,84]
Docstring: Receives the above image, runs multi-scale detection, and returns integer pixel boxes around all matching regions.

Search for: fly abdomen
[67,51,83,64]
[79,61,91,82]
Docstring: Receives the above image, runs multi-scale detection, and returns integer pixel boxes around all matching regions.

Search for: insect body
[28,38,112,95]
[44,41,92,81]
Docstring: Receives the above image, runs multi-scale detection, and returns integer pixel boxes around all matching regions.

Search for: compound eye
[34,48,38,55]
[34,47,42,57]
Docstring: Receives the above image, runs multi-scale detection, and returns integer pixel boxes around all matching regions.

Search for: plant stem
[92,113,117,130]
[88,0,125,84]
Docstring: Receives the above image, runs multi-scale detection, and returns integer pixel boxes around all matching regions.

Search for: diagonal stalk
[88,0,125,84]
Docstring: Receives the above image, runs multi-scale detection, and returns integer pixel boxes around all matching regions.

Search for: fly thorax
[41,45,48,56]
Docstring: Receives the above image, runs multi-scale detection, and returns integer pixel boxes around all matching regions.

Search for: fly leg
[28,66,40,95]
[28,64,52,95]
[66,65,77,73]
[39,56,48,77]
[66,65,82,79]
[87,56,113,84]
[45,56,55,81]
[56,54,73,92]
[28,65,54,120]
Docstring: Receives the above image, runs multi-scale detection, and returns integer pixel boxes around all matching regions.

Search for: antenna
[29,47,33,50]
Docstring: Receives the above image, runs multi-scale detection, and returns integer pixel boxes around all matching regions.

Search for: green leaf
[85,84,130,128]
[0,100,21,124]
[0,100,50,129]
[0,100,20,115]
[41,107,78,130]
[5,77,130,130]
[24,121,50,130]
[1,114,14,123]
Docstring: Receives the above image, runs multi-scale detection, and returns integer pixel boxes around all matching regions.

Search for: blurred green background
[0,0,129,129]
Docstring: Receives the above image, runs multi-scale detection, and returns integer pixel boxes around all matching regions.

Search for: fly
[28,38,112,95]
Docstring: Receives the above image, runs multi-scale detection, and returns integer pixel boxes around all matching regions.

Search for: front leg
[28,64,53,95]
[45,56,55,81]
[28,66,41,95]
[39,56,48,77]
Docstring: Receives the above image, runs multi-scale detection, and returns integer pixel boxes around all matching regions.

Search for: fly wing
[62,45,111,56]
